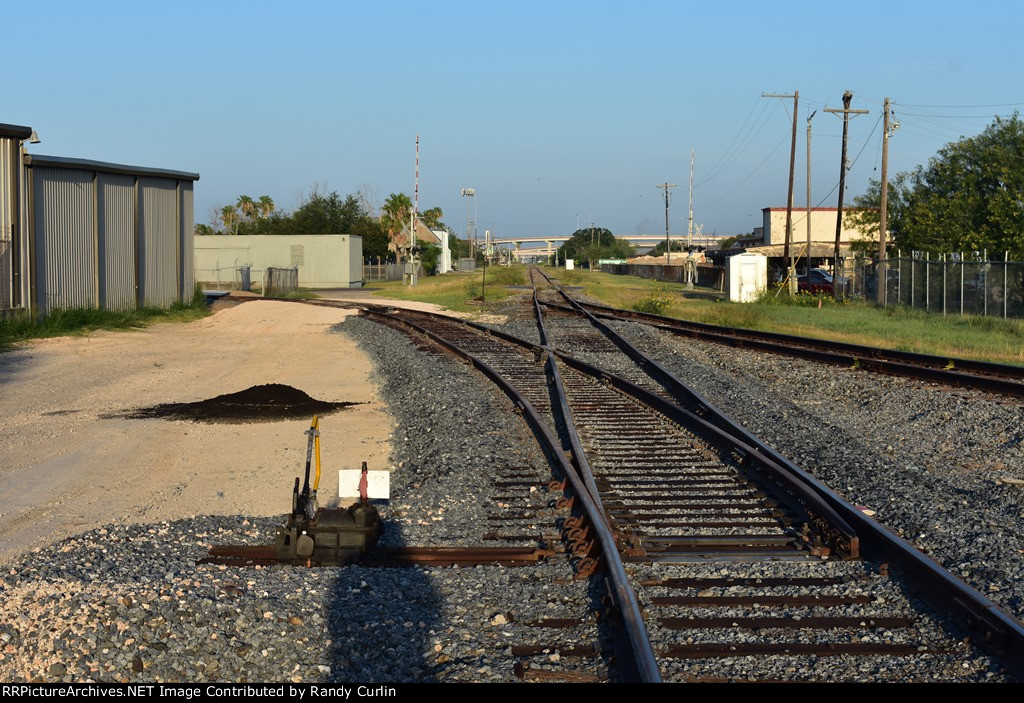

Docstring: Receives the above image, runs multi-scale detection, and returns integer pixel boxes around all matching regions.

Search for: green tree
[556,227,635,265]
[230,188,393,260]
[289,191,364,233]
[647,239,687,257]
[380,193,413,245]
[351,216,390,260]
[257,195,275,219]
[449,231,469,259]
[420,206,444,230]
[417,242,443,274]
[236,195,257,223]
[847,112,1024,258]
[220,205,239,234]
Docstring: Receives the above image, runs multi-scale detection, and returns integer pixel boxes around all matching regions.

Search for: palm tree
[420,206,443,229]
[380,192,413,246]
[236,195,257,222]
[257,195,275,219]
[221,205,239,234]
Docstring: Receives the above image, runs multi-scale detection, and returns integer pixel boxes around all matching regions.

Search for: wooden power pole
[878,97,894,306]
[763,91,799,290]
[824,91,868,296]
[806,110,816,278]
[656,182,676,265]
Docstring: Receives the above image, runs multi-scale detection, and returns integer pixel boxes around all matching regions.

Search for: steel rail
[359,307,664,683]
[532,267,1024,676]
[540,298,1024,398]
[291,294,1024,677]
[550,349,859,557]
[532,289,607,514]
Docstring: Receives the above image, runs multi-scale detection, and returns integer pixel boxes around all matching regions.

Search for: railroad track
[287,279,1024,682]
[530,267,1024,400]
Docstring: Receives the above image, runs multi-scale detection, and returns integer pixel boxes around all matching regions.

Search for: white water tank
[726,253,767,303]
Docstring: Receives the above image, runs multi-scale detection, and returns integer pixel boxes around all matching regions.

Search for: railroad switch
[274,417,382,565]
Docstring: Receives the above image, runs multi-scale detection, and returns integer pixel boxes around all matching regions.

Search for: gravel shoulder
[0,302,596,683]
[0,300,393,564]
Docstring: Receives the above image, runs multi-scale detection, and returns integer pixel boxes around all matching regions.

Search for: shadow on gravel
[110,384,361,424]
[326,522,442,683]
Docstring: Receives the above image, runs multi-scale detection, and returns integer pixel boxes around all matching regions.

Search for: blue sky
[5,1,1022,240]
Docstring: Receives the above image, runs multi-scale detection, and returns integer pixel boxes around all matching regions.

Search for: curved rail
[539,292,1024,399]
[359,306,664,683]
[285,291,1024,678]
[530,265,1024,676]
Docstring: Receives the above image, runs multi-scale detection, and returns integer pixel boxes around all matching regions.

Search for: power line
[899,101,1024,109]
[696,101,780,187]
[699,132,789,208]
[697,97,763,185]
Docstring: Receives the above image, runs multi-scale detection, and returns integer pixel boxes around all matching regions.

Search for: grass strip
[0,289,210,352]
[553,267,1024,366]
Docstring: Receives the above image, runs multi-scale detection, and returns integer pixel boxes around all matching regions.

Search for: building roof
[391,219,443,251]
[24,153,200,181]
[762,206,853,213]
[0,123,33,140]
[746,242,853,258]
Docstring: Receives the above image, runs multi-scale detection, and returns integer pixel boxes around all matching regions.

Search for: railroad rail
[533,274,1024,399]
[289,281,1024,681]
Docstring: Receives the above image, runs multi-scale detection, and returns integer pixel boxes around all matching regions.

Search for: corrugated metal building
[0,141,200,316]
[27,156,199,315]
[194,234,363,289]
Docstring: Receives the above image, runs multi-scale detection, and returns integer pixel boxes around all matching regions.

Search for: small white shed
[726,252,767,303]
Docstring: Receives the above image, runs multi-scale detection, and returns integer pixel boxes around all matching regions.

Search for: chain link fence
[600,263,727,291]
[841,254,1024,319]
[362,258,423,282]
[263,267,298,296]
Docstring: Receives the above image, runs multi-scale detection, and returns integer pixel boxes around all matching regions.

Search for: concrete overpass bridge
[490,234,720,261]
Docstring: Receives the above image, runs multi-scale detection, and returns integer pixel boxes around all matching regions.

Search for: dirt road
[0,300,395,564]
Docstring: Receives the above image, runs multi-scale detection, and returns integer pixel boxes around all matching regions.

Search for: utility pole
[656,182,676,265]
[824,91,869,297]
[461,188,475,260]
[687,149,694,249]
[878,97,898,306]
[589,216,595,270]
[763,91,799,291]
[806,110,816,278]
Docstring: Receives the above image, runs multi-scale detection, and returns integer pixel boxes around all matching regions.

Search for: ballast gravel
[0,314,600,683]
[597,318,1024,622]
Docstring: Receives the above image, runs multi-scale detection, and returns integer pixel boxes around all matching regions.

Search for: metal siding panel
[34,167,96,315]
[181,182,194,300]
[98,173,137,310]
[0,138,14,308]
[139,177,177,307]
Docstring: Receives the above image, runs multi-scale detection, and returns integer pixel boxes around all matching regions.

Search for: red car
[797,269,833,294]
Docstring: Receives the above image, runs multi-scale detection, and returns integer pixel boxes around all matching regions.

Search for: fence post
[960,253,964,316]
[983,249,988,317]
[1005,251,1009,319]
[942,254,947,316]
[897,251,902,304]
[926,253,930,312]
[910,255,915,309]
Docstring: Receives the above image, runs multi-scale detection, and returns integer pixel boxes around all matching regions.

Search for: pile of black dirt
[124,384,359,423]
